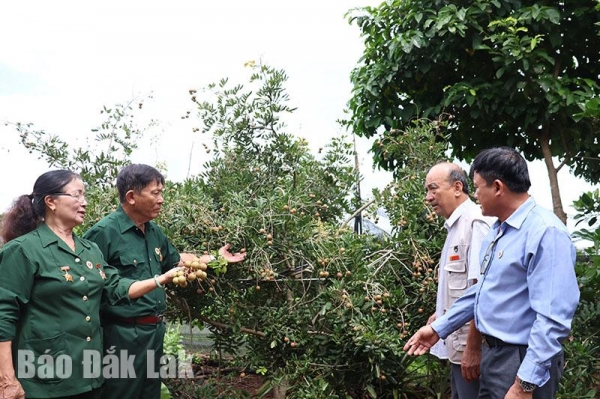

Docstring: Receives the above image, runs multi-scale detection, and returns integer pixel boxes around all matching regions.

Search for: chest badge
[155,247,163,262]
[96,264,107,280]
[86,261,94,269]
[60,266,73,282]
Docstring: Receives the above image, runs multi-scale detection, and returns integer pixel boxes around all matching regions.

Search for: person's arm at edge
[0,341,25,399]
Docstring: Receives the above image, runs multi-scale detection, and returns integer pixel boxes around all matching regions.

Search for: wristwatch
[517,377,537,393]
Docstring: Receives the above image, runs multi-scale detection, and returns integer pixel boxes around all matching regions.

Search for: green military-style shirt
[83,205,180,318]
[0,223,135,398]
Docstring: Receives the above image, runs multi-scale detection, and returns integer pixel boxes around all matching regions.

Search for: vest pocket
[445,260,467,298]
[448,322,470,358]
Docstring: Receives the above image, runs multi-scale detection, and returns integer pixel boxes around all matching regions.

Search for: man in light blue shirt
[404,147,580,398]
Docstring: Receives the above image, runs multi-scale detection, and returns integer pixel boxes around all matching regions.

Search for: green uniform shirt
[0,223,135,398]
[83,206,180,318]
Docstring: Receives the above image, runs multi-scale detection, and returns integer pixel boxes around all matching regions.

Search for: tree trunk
[539,131,567,225]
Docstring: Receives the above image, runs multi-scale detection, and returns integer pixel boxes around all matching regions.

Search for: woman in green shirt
[0,170,179,399]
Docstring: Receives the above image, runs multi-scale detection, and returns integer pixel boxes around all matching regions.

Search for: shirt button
[80,276,85,281]
[75,258,81,263]
[83,296,88,301]
[86,337,91,342]
[85,316,91,322]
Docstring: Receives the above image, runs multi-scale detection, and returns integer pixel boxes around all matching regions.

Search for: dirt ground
[164,353,274,398]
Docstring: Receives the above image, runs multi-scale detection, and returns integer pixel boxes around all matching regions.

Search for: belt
[101,313,164,325]
[482,334,515,347]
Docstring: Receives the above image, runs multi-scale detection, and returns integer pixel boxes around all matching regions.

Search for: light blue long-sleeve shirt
[431,197,580,387]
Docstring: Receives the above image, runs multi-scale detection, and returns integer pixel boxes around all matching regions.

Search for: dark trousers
[100,322,166,399]
[451,362,480,399]
[29,387,102,399]
[479,344,564,399]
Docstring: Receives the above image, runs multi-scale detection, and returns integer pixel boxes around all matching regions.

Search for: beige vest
[436,201,491,363]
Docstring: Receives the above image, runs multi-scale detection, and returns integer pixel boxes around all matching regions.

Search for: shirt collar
[38,223,60,248]
[115,205,147,234]
[444,198,475,230]
[494,196,535,231]
[38,223,93,251]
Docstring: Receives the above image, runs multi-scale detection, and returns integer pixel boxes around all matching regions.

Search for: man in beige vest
[425,162,494,398]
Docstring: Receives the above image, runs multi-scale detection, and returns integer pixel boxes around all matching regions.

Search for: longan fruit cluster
[172,258,209,287]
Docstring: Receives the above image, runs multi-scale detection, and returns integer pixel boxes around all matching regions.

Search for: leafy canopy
[347,0,600,182]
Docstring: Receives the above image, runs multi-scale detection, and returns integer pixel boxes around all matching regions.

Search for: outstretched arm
[403,325,440,356]
[127,267,183,299]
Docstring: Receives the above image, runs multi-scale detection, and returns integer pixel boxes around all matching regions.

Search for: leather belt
[102,313,164,325]
[482,334,515,347]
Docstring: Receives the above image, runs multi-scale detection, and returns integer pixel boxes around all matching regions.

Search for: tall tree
[346,0,600,223]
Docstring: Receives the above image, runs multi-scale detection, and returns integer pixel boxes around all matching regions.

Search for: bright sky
[0,1,597,238]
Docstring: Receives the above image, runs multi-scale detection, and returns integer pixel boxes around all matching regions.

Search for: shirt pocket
[19,333,67,383]
[118,253,147,280]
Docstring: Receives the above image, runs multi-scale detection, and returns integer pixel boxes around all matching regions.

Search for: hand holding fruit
[170,259,209,287]
[169,245,246,287]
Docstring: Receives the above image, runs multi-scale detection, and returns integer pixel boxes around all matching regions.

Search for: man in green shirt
[84,164,245,399]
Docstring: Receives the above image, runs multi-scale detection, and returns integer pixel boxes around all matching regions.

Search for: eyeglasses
[52,192,86,203]
[480,227,504,275]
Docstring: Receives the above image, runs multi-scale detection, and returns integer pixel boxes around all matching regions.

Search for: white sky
[0,1,597,239]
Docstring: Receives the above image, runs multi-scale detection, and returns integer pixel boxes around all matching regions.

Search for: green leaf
[366,385,377,398]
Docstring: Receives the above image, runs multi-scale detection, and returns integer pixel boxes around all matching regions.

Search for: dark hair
[448,165,470,195]
[0,170,80,242]
[116,164,165,203]
[469,147,531,193]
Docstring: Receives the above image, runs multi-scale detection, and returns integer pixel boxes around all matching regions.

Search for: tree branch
[341,198,377,228]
